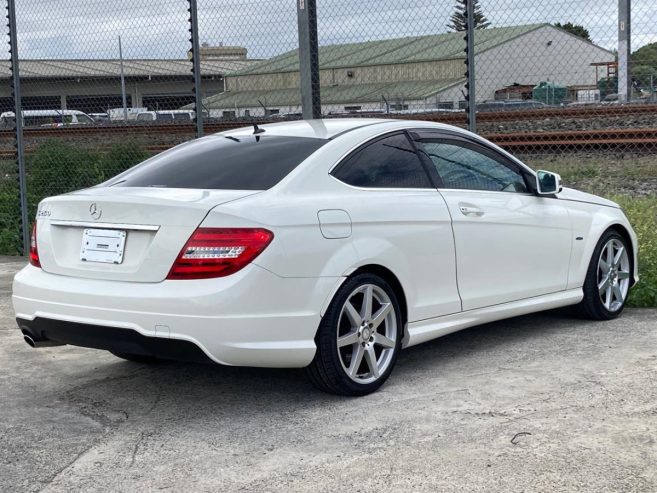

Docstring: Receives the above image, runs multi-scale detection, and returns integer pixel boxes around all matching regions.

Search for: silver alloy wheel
[597,238,631,312]
[336,284,397,384]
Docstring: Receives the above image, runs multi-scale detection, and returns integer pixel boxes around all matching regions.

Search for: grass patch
[611,195,657,308]
[522,154,657,198]
[0,140,150,255]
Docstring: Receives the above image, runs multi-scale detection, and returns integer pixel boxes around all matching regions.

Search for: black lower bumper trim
[16,317,214,364]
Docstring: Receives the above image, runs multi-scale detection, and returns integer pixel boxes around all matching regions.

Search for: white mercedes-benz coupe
[13,119,638,395]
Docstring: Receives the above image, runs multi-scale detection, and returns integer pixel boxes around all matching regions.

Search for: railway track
[489,128,657,152]
[0,107,656,157]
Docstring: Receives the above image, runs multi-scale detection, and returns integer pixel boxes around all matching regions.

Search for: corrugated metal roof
[201,78,464,109]
[233,24,546,76]
[0,59,255,79]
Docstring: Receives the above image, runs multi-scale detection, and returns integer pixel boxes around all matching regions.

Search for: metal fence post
[189,0,204,137]
[118,36,129,122]
[297,0,321,120]
[618,0,631,102]
[7,0,29,255]
[464,0,477,133]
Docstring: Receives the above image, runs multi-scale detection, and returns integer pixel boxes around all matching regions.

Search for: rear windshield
[107,135,327,190]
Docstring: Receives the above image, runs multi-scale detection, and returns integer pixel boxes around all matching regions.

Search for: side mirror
[536,170,562,195]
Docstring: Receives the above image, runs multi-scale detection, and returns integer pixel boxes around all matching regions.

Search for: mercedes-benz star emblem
[89,203,102,220]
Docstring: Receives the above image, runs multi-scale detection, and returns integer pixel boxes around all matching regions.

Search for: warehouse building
[0,46,255,114]
[200,24,615,117]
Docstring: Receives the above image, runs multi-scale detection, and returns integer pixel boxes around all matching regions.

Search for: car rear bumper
[17,317,214,363]
[12,264,342,368]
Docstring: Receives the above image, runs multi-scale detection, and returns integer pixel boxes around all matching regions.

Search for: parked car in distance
[136,110,206,122]
[107,107,148,121]
[500,99,548,110]
[89,112,110,123]
[0,110,94,128]
[476,100,548,112]
[13,119,638,396]
[475,101,507,112]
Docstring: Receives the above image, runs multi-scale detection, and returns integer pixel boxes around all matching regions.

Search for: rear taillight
[29,222,41,268]
[167,228,274,280]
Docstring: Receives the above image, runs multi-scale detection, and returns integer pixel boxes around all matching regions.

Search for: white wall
[474,25,615,102]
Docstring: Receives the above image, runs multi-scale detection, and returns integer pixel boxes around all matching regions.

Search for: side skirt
[403,289,583,348]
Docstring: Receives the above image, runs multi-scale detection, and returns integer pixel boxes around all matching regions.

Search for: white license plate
[80,229,127,264]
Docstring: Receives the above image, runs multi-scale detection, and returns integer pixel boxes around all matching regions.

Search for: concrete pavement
[1,256,656,492]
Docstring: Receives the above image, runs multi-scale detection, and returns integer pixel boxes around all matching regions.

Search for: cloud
[5,0,657,60]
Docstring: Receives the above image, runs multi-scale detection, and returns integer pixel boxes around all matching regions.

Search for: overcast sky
[11,0,657,60]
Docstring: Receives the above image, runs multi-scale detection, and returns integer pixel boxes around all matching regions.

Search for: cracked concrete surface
[1,256,656,492]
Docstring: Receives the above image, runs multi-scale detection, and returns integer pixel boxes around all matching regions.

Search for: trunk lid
[36,187,259,282]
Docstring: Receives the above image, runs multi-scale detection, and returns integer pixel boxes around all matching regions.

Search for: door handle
[459,203,484,217]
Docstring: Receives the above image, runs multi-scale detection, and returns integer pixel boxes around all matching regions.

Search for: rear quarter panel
[207,128,463,323]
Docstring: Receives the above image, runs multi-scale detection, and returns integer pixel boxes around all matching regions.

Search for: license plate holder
[80,229,127,264]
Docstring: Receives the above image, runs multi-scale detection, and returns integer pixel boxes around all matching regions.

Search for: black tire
[306,273,403,396]
[110,351,164,364]
[576,230,632,320]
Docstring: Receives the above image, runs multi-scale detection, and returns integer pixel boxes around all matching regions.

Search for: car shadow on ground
[26,306,590,424]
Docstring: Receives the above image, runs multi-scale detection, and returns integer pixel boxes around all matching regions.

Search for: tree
[631,43,657,92]
[554,22,591,42]
[632,42,657,71]
[447,0,491,32]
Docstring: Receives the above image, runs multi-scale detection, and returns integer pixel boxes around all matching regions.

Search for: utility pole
[297,0,321,119]
[618,0,631,102]
[118,36,128,121]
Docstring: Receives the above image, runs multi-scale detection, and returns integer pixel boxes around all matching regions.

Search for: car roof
[217,118,470,140]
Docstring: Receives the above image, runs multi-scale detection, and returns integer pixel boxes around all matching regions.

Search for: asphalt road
[1,256,656,492]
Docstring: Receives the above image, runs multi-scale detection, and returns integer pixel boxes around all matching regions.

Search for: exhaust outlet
[21,329,64,348]
[23,333,36,348]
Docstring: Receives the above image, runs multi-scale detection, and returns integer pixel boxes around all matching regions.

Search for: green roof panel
[201,78,465,109]
[232,24,545,76]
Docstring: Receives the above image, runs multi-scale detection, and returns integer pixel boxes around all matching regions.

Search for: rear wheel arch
[348,264,408,328]
[307,268,405,395]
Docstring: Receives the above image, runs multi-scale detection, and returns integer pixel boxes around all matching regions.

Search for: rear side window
[332,133,431,188]
[107,135,326,190]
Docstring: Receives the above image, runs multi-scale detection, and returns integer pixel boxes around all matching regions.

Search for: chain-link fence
[1,0,657,257]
